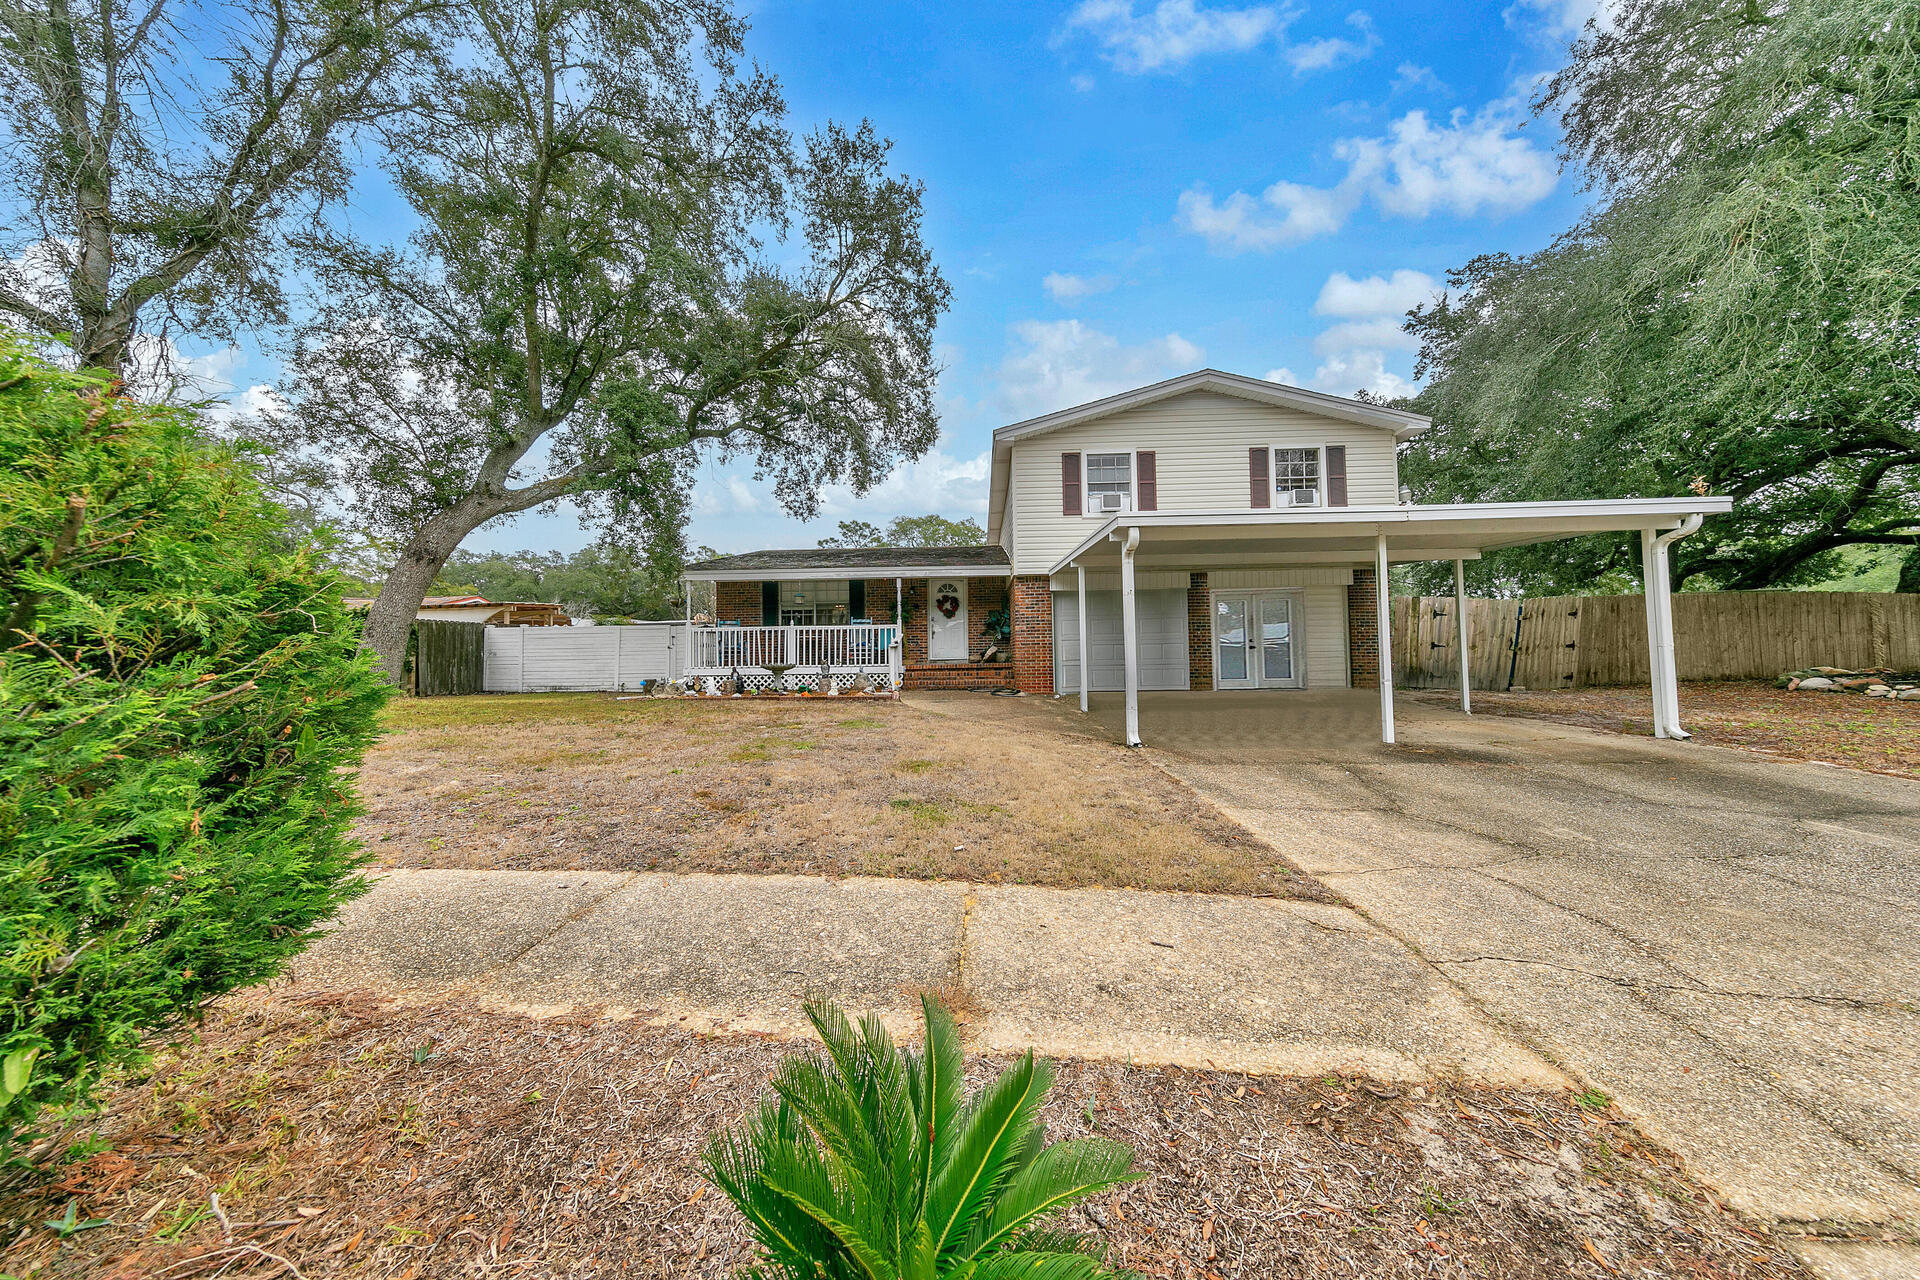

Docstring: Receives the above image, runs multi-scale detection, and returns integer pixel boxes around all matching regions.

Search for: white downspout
[1651,513,1703,740]
[1120,527,1141,747]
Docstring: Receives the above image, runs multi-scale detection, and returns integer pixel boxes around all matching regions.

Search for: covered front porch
[680,544,1020,693]
[1052,497,1733,747]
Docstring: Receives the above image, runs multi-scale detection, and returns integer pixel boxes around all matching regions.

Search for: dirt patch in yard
[1408,681,1920,779]
[2,987,1809,1280]
[358,694,1325,899]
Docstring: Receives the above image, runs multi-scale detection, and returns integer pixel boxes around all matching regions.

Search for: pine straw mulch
[0,986,1808,1280]
[358,693,1328,900]
[1409,681,1920,780]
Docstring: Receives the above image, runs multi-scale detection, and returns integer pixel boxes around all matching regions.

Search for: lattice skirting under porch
[687,670,902,696]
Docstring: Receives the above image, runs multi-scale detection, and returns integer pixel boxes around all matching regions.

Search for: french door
[1213,591,1304,689]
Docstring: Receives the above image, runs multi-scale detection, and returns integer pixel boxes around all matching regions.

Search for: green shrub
[706,995,1141,1278]
[0,333,390,1155]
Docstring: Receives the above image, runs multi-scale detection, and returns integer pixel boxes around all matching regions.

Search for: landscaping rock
[1902,689,1920,701]
[1797,677,1835,690]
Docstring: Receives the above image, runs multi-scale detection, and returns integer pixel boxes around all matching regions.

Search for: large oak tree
[1401,0,1920,592]
[0,0,433,380]
[274,0,947,680]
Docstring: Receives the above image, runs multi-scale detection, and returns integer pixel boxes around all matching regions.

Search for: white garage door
[1053,589,1188,693]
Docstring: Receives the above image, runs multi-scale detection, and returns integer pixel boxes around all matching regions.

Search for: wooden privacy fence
[1391,591,1920,691]
[414,619,486,696]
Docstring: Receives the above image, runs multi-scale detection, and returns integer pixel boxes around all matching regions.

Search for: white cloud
[1263,366,1299,386]
[1285,11,1378,73]
[1504,0,1609,39]
[1070,73,1097,92]
[1176,91,1557,251]
[694,474,765,516]
[997,319,1202,417]
[820,442,992,518]
[1314,268,1440,317]
[1302,348,1414,399]
[1043,271,1118,303]
[1060,0,1291,73]
[1390,61,1447,95]
[1312,318,1419,355]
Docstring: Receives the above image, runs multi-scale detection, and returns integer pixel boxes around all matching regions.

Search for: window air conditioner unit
[1286,488,1320,507]
[1095,492,1128,513]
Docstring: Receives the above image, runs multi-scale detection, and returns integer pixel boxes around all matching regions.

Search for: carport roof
[1048,497,1735,575]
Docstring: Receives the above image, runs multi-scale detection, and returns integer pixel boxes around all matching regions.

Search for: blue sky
[196,0,1600,556]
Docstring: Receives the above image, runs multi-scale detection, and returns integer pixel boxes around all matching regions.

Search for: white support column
[1076,563,1090,712]
[1376,533,1395,745]
[1640,529,1671,738]
[1453,558,1472,715]
[1650,528,1688,739]
[1120,529,1141,747]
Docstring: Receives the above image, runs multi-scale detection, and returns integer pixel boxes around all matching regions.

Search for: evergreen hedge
[0,333,390,1155]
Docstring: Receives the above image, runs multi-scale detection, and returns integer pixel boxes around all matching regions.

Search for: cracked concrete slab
[966,885,1563,1087]
[291,868,1560,1087]
[1133,689,1920,1235]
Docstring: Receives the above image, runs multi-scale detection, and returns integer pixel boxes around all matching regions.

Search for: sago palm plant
[705,995,1142,1279]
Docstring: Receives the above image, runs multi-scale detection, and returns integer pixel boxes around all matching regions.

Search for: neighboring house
[684,370,1730,744]
[344,595,572,626]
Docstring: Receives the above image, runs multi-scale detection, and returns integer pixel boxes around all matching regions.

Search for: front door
[1213,591,1303,689]
[928,578,969,660]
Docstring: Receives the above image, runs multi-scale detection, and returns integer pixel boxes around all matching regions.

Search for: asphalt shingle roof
[684,545,1011,574]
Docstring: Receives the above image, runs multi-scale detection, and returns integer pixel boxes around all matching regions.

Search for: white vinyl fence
[483,623,682,693]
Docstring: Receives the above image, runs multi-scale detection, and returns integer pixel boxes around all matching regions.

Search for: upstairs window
[1274,448,1322,507]
[1084,452,1133,515]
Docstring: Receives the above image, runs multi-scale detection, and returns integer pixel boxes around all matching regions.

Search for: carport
[1051,497,1734,747]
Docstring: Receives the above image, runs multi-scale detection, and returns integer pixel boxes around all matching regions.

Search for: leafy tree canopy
[818,514,986,548]
[0,0,433,380]
[267,0,949,681]
[430,543,714,620]
[1401,0,1920,593]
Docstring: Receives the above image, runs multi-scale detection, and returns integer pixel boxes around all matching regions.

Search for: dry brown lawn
[358,692,1327,899]
[1,987,1810,1280]
[1411,681,1920,779]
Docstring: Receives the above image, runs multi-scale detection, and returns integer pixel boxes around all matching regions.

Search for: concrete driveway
[1089,689,1920,1247]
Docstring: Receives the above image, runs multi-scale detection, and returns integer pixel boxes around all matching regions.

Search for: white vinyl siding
[1302,584,1349,688]
[1052,588,1187,693]
[1006,390,1401,574]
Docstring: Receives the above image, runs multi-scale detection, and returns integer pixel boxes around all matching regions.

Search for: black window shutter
[1249,448,1270,508]
[1136,451,1157,511]
[1062,452,1081,515]
[1325,446,1348,506]
[849,579,866,618]
[761,581,779,625]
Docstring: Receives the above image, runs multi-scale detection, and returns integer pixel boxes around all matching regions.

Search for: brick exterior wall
[1348,565,1380,689]
[714,581,760,625]
[1186,572,1211,690]
[1010,575,1054,695]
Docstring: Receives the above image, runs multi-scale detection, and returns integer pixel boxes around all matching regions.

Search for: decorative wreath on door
[934,585,962,619]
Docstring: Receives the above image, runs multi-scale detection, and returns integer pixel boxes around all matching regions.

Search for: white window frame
[1081,448,1138,518]
[1271,445,1327,509]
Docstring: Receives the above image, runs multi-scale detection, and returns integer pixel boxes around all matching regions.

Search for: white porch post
[1453,558,1472,715]
[894,576,905,694]
[1076,562,1089,713]
[681,578,692,682]
[1640,529,1671,738]
[1120,528,1141,747]
[1376,533,1395,745]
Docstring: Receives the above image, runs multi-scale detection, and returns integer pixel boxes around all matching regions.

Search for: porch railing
[683,622,903,690]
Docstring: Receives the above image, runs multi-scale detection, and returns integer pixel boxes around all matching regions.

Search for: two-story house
[685,370,1729,745]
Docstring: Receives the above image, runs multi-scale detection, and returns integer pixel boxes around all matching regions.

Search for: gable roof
[987,369,1430,543]
[684,544,1011,580]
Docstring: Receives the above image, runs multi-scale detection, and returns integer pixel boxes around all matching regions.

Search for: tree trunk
[361,520,470,686]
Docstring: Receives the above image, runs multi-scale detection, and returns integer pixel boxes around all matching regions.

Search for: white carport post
[1376,532,1394,744]
[1120,528,1141,747]
[1639,529,1672,738]
[1453,558,1471,715]
[1076,562,1089,713]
